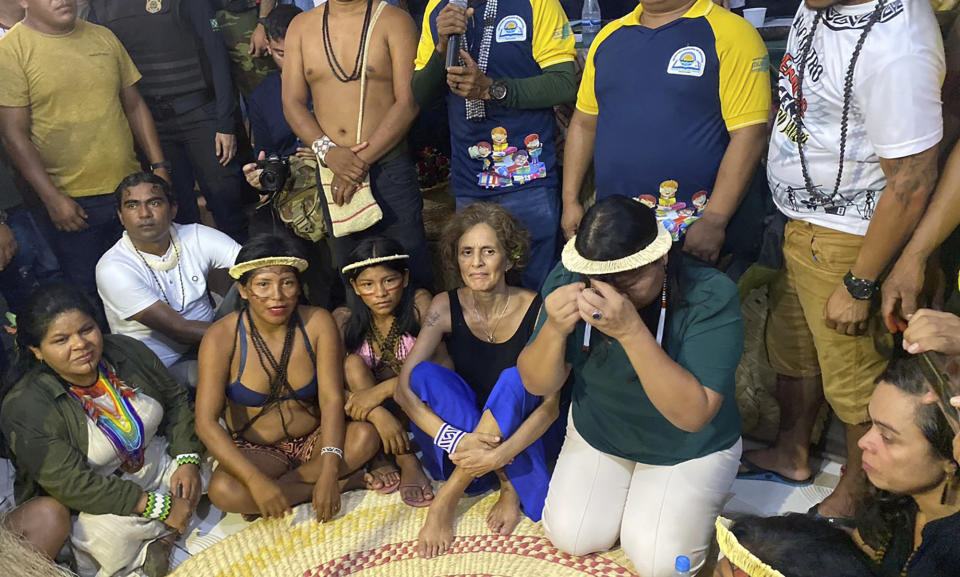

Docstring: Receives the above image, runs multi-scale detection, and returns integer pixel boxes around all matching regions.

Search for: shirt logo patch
[496,16,527,43]
[750,55,769,73]
[553,22,573,40]
[667,46,705,77]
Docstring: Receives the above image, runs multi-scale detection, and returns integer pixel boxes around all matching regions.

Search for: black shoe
[807,503,855,531]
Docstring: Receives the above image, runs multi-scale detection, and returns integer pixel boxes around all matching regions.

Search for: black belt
[143,91,212,121]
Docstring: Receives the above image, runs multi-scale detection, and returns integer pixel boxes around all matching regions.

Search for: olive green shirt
[533,258,743,465]
[0,335,203,515]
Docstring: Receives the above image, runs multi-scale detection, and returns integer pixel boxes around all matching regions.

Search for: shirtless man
[282,0,433,289]
[282,0,435,504]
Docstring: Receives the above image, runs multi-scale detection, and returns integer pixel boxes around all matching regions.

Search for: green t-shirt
[533,258,743,465]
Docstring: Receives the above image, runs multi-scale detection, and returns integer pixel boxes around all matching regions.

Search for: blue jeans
[51,194,123,311]
[0,207,65,378]
[456,185,559,291]
[0,207,64,314]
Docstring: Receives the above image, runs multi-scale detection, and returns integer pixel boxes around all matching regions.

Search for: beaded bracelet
[434,423,466,455]
[141,492,173,522]
[320,446,344,459]
[175,453,201,467]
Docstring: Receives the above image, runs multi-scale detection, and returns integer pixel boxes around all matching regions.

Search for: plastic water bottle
[581,0,601,48]
[674,555,693,576]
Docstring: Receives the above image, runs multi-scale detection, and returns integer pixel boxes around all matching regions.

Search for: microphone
[445,0,469,69]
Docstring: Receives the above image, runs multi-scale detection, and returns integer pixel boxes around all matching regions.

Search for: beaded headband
[561,224,672,275]
[229,257,309,279]
[341,254,410,275]
[715,517,785,577]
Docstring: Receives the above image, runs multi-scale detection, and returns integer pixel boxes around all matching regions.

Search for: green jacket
[0,335,203,516]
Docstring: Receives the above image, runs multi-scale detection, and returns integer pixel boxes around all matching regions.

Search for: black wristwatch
[843,271,878,301]
[149,161,172,172]
[487,80,508,102]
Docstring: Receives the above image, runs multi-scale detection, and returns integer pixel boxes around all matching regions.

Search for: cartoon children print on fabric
[635,181,709,241]
[469,127,547,188]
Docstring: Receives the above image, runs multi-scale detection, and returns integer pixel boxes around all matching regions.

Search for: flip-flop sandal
[399,483,434,508]
[807,503,855,530]
[736,456,813,486]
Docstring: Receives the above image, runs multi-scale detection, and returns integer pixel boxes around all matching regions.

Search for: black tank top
[446,290,542,406]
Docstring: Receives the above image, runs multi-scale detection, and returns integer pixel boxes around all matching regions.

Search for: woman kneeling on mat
[519,196,743,577]
[1,285,204,577]
[395,202,563,558]
[195,235,379,522]
[340,236,447,507]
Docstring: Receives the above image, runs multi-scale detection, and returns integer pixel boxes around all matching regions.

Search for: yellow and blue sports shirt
[416,0,575,197]
[577,0,770,210]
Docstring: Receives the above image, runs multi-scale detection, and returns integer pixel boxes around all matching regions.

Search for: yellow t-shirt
[0,21,142,198]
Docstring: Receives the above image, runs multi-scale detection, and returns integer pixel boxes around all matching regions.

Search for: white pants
[542,413,741,577]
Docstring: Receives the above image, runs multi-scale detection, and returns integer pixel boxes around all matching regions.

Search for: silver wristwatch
[311,136,336,167]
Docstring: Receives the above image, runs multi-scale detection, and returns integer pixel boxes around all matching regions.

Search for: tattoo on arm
[423,311,440,327]
[883,147,939,205]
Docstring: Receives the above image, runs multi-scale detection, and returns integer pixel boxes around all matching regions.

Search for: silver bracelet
[320,446,344,459]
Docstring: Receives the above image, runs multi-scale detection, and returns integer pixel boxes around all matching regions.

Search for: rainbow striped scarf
[68,363,146,473]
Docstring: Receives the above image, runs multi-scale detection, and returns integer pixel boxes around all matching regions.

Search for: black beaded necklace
[367,316,403,376]
[794,1,886,199]
[322,0,374,83]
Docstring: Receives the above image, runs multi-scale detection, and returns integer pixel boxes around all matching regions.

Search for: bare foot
[741,447,812,482]
[486,485,522,535]
[418,492,457,558]
[364,456,401,494]
[816,474,860,519]
[397,453,435,506]
[340,469,368,493]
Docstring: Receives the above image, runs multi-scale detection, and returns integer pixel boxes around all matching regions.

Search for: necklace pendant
[487,335,495,343]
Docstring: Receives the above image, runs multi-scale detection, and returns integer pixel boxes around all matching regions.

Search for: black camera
[256,154,290,193]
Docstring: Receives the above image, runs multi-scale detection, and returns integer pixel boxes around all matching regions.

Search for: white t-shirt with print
[96,223,240,367]
[767,0,944,236]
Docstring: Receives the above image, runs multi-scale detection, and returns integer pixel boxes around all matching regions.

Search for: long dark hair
[235,233,307,287]
[730,514,878,577]
[231,234,315,439]
[856,357,959,554]
[12,284,99,381]
[343,236,419,354]
[575,196,686,350]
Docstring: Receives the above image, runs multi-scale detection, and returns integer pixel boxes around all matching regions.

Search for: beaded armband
[141,492,173,522]
[175,453,201,468]
[320,446,344,459]
[434,423,466,455]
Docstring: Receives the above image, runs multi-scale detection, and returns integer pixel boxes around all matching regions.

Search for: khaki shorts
[765,220,892,424]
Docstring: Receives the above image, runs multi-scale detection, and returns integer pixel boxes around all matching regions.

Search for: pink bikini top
[356,333,416,371]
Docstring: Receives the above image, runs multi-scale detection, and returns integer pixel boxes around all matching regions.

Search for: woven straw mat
[172,488,639,577]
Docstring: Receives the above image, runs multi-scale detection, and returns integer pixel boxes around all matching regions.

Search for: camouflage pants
[216,8,277,96]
